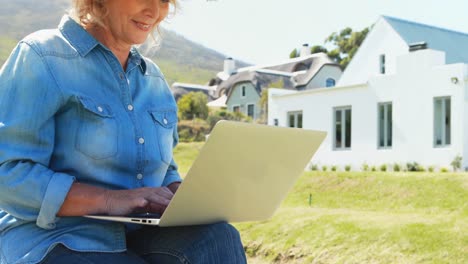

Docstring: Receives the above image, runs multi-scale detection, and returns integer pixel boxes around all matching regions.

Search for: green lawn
[173,142,468,264]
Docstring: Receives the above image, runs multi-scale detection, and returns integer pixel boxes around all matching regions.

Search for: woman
[0,0,246,263]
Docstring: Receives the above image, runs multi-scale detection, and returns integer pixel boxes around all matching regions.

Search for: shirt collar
[59,15,147,74]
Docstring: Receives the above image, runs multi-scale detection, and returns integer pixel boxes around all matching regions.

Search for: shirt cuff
[162,170,182,187]
[36,172,75,229]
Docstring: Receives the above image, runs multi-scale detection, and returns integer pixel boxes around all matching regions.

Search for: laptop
[85,121,326,227]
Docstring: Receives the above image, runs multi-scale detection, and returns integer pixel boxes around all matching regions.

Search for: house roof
[383,16,468,64]
[220,53,339,97]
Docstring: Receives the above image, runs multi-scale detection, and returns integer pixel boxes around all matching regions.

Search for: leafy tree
[289,26,370,69]
[310,45,328,54]
[177,92,209,120]
[258,79,284,124]
[325,26,370,68]
[289,48,299,59]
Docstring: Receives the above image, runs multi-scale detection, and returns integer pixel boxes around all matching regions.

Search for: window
[288,111,303,128]
[378,102,392,148]
[380,54,386,74]
[334,107,352,150]
[434,97,451,146]
[233,105,240,113]
[247,104,255,118]
[326,78,336,87]
[241,86,246,97]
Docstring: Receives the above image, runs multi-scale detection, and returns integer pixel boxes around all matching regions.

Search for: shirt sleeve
[0,42,75,230]
[162,118,182,186]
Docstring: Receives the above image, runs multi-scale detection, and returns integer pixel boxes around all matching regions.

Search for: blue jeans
[40,222,247,264]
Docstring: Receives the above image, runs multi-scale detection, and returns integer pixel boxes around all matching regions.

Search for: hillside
[0,0,248,85]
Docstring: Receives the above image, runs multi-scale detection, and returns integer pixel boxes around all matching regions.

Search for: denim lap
[127,222,247,264]
[39,244,147,264]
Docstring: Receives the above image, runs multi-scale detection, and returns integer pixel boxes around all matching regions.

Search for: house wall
[338,18,409,86]
[226,82,261,120]
[269,50,467,170]
[304,65,343,89]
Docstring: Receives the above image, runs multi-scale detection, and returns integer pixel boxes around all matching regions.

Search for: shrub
[393,163,401,172]
[406,162,424,172]
[361,163,369,172]
[440,167,449,173]
[331,165,337,172]
[345,165,351,172]
[380,164,387,172]
[310,164,318,171]
[428,166,434,172]
[322,165,328,172]
[371,166,377,172]
[177,92,209,120]
[206,109,251,131]
[177,119,210,142]
[451,155,462,172]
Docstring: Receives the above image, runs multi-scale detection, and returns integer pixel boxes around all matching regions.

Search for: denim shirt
[0,15,181,264]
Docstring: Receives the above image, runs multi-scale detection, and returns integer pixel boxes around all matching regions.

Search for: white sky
[162,0,468,65]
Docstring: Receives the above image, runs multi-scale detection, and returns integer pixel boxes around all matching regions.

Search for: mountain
[0,0,248,85]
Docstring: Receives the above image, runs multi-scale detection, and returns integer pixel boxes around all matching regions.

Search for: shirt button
[97,106,103,113]
[127,105,134,111]
[119,73,125,80]
[137,174,143,180]
[163,118,168,125]
[138,138,145,144]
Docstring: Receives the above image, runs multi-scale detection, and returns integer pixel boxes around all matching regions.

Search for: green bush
[371,166,377,172]
[206,109,251,131]
[440,167,449,173]
[393,163,401,172]
[428,166,434,172]
[451,155,462,172]
[380,164,387,172]
[331,165,338,172]
[177,92,209,120]
[177,119,210,142]
[361,163,369,172]
[406,162,424,172]
[322,165,328,172]
[345,165,351,172]
[310,164,318,171]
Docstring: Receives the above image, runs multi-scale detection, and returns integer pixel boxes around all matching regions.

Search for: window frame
[287,111,303,128]
[326,78,336,87]
[240,85,246,98]
[232,104,240,113]
[433,96,451,147]
[247,103,255,119]
[333,106,352,150]
[377,102,393,149]
[380,54,386,74]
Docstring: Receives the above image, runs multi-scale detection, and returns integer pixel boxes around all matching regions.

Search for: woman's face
[101,0,170,46]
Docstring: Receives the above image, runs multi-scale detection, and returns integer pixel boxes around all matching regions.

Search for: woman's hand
[57,183,174,217]
[103,187,174,216]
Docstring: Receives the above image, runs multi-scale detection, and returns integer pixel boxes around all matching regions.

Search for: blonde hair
[69,0,177,29]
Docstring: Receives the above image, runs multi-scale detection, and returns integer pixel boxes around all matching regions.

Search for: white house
[268,16,468,170]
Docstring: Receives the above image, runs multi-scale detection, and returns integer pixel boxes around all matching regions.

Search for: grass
[173,142,468,264]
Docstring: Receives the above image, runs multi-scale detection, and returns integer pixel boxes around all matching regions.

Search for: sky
[162,0,468,65]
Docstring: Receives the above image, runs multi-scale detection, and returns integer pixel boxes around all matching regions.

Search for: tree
[289,25,370,69]
[177,92,209,120]
[258,79,284,124]
[325,26,370,68]
[289,48,299,59]
[310,45,328,54]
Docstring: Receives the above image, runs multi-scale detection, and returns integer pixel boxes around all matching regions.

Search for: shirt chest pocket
[75,96,118,160]
[149,110,178,164]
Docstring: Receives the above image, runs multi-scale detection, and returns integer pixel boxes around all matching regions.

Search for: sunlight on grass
[174,143,468,263]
